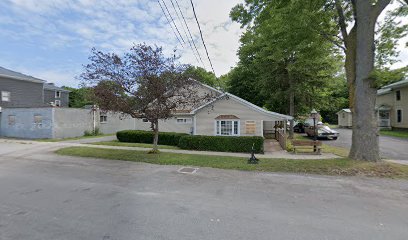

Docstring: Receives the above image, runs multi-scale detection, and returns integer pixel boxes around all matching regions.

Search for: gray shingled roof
[0,66,46,83]
[44,83,70,92]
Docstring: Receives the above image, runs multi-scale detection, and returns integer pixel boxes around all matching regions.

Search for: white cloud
[1,0,405,90]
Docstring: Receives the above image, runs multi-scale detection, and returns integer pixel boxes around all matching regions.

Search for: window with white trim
[55,100,61,107]
[1,91,10,102]
[397,109,402,123]
[55,91,61,98]
[216,120,239,136]
[396,90,401,101]
[176,118,192,124]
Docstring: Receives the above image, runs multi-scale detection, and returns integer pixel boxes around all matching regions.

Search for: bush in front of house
[116,130,188,146]
[178,135,264,153]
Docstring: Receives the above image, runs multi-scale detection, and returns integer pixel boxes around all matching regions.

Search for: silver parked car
[305,122,339,140]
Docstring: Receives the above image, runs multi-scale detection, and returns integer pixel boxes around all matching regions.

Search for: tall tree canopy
[63,86,94,108]
[230,0,344,136]
[230,0,407,161]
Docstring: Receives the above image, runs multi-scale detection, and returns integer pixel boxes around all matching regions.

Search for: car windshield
[320,125,335,133]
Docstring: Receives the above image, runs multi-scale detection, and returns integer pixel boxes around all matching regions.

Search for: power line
[170,0,202,67]
[174,0,206,68]
[189,0,216,75]
[157,0,184,48]
[161,0,186,45]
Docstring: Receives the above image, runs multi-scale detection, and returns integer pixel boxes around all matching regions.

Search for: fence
[276,128,286,150]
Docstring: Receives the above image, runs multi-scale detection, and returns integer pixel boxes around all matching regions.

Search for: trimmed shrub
[116,130,188,146]
[178,135,264,153]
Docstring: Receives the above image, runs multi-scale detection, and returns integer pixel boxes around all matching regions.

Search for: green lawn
[380,129,408,139]
[56,147,408,179]
[90,140,180,149]
[36,134,115,142]
[292,133,349,157]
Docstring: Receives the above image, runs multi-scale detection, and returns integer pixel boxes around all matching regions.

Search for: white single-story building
[337,108,352,128]
[133,82,293,138]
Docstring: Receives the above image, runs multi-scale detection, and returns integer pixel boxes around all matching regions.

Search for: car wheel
[332,137,338,140]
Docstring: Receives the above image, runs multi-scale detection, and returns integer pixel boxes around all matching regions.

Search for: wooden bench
[292,140,322,155]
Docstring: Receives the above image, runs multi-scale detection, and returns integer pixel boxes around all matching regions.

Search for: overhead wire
[157,0,185,48]
[172,0,206,68]
[189,0,216,76]
[161,0,186,45]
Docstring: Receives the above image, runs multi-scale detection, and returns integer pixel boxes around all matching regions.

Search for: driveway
[320,128,408,160]
[0,141,408,240]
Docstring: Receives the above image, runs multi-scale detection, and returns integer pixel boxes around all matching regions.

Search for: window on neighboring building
[142,118,149,122]
[100,115,107,123]
[216,120,239,136]
[245,120,256,134]
[34,115,42,127]
[55,91,61,98]
[8,115,16,126]
[342,113,345,118]
[55,100,61,107]
[396,90,401,101]
[397,109,402,123]
[1,91,10,102]
[176,118,192,124]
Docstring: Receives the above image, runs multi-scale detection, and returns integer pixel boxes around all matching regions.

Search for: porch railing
[276,129,286,150]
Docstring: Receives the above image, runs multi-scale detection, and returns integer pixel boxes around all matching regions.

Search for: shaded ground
[0,142,407,240]
[316,128,408,161]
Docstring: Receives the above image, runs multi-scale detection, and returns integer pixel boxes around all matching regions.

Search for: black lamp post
[311,109,318,152]
[248,143,259,164]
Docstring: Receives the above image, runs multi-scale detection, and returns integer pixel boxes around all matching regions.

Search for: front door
[378,110,390,128]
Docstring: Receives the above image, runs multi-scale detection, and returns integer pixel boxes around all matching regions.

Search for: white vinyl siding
[196,97,282,136]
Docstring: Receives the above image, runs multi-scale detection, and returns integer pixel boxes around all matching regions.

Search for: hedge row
[178,135,264,153]
[116,130,188,146]
[117,130,264,153]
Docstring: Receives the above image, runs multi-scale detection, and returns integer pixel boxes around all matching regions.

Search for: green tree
[231,0,408,161]
[183,65,225,89]
[63,86,94,108]
[231,0,342,138]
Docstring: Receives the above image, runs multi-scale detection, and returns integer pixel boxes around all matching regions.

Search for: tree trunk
[152,120,159,153]
[344,27,356,111]
[288,72,295,139]
[349,0,383,161]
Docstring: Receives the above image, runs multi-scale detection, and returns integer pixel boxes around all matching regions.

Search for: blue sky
[0,0,406,88]
[0,0,243,87]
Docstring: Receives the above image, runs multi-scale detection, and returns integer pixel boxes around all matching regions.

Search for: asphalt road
[319,128,408,160]
[0,142,408,240]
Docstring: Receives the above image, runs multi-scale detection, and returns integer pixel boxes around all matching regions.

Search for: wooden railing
[276,129,286,150]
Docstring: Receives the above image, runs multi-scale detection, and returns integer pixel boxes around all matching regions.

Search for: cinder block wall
[0,107,138,139]
[0,107,53,139]
[53,108,94,138]
[98,112,136,134]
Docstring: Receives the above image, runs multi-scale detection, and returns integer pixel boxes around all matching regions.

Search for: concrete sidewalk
[0,138,340,159]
